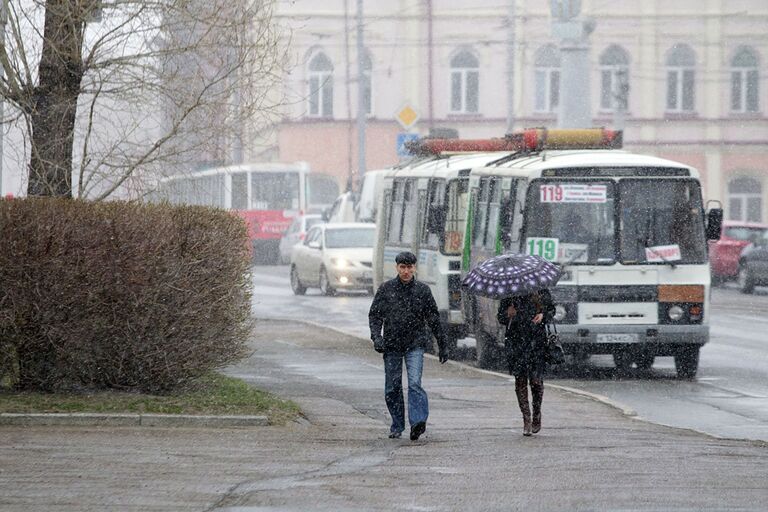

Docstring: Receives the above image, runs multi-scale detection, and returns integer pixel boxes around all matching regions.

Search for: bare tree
[0,0,286,199]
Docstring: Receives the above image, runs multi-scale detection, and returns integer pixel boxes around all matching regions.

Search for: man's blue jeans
[383,347,428,434]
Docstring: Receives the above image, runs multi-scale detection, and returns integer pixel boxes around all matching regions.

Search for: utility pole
[550,0,594,128]
[613,68,628,132]
[355,0,366,186]
[506,0,516,133]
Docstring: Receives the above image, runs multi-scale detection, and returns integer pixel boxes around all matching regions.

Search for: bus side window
[473,179,491,248]
[231,173,248,210]
[401,180,417,243]
[485,179,501,251]
[499,180,519,250]
[387,180,404,244]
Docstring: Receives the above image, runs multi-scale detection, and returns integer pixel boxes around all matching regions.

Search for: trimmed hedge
[0,198,253,393]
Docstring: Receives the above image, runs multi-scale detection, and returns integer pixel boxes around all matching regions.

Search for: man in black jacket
[369,251,448,441]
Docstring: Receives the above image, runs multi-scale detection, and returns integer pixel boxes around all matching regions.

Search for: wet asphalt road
[252,265,768,442]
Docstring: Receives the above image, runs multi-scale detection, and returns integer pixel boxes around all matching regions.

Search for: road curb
[0,413,268,428]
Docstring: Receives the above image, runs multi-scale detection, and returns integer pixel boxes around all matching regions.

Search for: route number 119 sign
[526,237,559,261]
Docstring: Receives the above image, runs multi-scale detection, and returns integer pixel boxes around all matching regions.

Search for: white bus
[457,128,722,378]
[373,152,517,353]
[153,162,339,263]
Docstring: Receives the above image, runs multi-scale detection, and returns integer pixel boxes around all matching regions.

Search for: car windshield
[325,228,375,248]
[724,226,768,242]
[524,180,616,264]
[619,179,706,264]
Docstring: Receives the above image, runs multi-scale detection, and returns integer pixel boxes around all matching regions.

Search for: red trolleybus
[155,162,339,263]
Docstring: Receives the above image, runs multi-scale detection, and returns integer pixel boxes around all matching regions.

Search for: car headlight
[553,305,566,322]
[667,305,685,321]
[331,258,351,269]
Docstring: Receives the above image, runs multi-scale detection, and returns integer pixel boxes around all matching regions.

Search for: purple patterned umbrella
[461,253,563,299]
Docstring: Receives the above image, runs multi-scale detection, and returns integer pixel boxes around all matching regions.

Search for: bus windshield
[524,178,707,265]
[619,179,706,264]
[251,172,300,210]
[525,180,616,264]
[308,174,340,210]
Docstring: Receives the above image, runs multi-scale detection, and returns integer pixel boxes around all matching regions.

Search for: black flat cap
[395,251,417,265]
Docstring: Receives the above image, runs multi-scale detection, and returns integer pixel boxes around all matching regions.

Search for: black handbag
[544,323,565,365]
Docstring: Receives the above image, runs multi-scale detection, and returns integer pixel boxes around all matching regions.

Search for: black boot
[515,378,531,436]
[531,379,544,434]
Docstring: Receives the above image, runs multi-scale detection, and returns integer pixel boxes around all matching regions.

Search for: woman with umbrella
[462,253,560,436]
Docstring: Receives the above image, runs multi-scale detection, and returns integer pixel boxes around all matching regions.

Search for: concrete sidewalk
[1,320,767,511]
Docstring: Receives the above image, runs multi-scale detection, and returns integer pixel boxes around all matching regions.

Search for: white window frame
[730,48,759,114]
[599,46,629,112]
[534,67,560,113]
[728,177,763,223]
[307,52,334,118]
[450,51,479,114]
[665,45,696,113]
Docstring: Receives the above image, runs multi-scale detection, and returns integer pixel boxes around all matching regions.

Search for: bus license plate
[596,333,639,344]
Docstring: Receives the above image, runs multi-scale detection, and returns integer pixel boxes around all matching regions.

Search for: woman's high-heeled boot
[515,380,532,436]
[531,380,544,434]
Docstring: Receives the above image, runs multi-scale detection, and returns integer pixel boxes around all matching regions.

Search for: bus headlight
[667,305,685,321]
[554,305,566,322]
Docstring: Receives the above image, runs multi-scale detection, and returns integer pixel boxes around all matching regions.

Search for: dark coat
[369,277,446,354]
[497,289,556,378]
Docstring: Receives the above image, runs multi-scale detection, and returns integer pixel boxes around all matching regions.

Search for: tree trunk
[27,0,87,198]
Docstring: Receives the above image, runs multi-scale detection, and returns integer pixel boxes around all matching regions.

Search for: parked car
[709,221,768,283]
[278,214,323,264]
[289,223,376,295]
[737,230,768,293]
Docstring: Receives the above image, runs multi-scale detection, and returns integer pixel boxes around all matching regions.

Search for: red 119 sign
[539,184,564,203]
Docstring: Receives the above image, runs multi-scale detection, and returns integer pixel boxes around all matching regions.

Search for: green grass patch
[0,373,301,425]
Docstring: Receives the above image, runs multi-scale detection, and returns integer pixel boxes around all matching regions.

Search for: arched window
[450,50,479,113]
[599,45,630,112]
[666,44,695,113]
[728,177,762,222]
[308,52,334,117]
[534,45,560,113]
[731,47,759,113]
[362,51,373,116]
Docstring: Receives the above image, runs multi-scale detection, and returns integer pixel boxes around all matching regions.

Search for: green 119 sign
[525,237,559,261]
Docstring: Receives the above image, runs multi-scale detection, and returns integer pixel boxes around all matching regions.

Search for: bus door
[420,178,446,284]
[469,177,503,330]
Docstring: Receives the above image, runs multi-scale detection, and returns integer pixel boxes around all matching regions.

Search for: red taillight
[299,233,306,240]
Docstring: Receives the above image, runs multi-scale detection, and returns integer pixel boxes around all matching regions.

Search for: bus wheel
[290,266,306,295]
[635,352,655,370]
[674,345,700,379]
[319,267,336,296]
[738,264,755,294]
[613,350,633,373]
[476,331,502,370]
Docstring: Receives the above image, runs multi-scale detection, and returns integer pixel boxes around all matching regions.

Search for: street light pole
[506,0,516,133]
[355,0,366,187]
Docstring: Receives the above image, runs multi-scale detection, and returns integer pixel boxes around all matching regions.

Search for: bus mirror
[428,205,447,233]
[705,208,723,241]
[308,240,321,249]
[321,207,330,222]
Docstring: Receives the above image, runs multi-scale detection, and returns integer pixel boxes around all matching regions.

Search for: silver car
[289,223,376,295]
[278,214,323,264]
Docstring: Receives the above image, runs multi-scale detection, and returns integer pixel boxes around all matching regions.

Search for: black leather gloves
[438,348,449,364]
[373,337,385,353]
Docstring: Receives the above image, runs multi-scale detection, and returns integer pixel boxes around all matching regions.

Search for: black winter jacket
[368,277,446,354]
